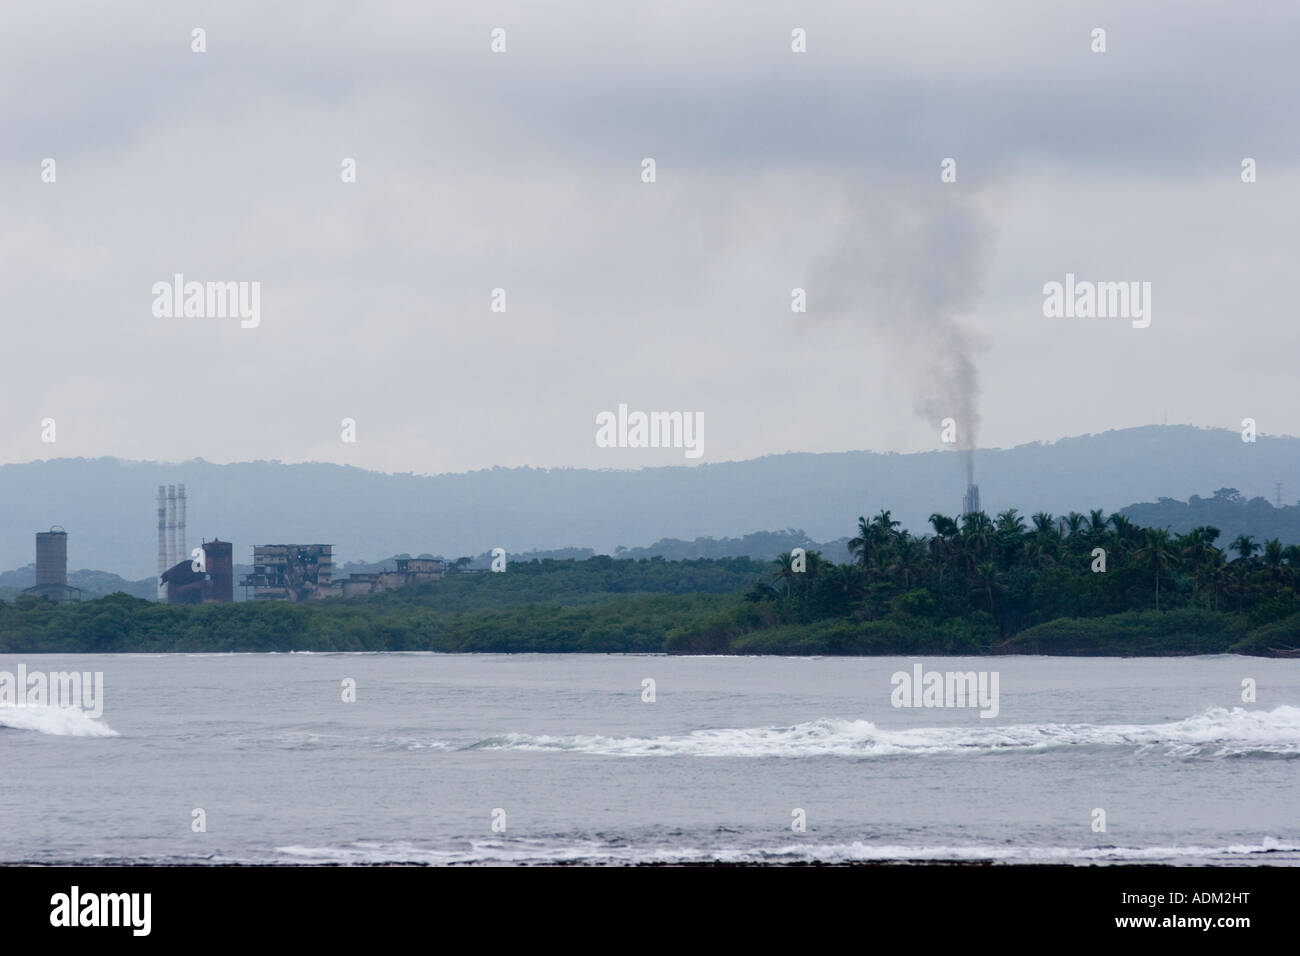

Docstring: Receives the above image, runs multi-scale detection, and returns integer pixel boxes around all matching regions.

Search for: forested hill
[1121,488,1300,546]
[2,425,1296,578]
[4,501,1300,656]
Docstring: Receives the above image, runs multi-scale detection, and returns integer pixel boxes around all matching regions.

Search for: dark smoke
[809,184,993,472]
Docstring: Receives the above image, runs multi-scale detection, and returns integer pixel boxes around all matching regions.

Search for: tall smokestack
[178,483,187,569]
[167,484,178,569]
[157,485,168,600]
[963,449,980,517]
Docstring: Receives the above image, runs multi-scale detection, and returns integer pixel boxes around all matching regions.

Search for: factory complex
[22,484,444,605]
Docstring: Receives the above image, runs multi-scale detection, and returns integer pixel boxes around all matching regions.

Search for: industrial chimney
[157,485,168,600]
[177,483,187,569]
[166,484,178,569]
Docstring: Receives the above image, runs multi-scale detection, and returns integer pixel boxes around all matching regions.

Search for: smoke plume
[809,184,993,478]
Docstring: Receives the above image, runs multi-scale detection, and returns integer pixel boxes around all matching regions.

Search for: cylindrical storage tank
[35,528,68,600]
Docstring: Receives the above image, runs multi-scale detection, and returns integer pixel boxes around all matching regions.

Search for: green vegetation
[0,558,758,654]
[699,505,1300,656]
[1121,487,1300,548]
[2,507,1298,656]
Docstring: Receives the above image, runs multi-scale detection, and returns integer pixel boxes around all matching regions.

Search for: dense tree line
[1,514,1298,656]
[0,557,757,653]
[765,506,1299,623]
[664,505,1300,655]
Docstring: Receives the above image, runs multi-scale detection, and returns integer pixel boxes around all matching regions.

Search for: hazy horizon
[5,2,1299,474]
[4,422,1295,478]
[4,424,1298,578]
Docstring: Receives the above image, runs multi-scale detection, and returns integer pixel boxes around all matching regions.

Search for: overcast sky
[3,1,1297,475]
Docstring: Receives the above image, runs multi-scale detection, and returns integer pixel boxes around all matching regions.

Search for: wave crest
[0,706,119,737]
[466,706,1300,758]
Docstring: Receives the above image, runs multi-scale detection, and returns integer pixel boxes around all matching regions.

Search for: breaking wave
[465,706,1300,759]
[0,705,119,737]
[272,836,1300,866]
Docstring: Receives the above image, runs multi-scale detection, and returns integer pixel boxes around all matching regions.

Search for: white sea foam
[0,705,119,737]
[272,835,1300,866]
[467,706,1300,758]
[273,730,455,752]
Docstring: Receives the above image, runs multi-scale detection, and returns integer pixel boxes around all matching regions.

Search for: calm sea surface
[2,653,1297,865]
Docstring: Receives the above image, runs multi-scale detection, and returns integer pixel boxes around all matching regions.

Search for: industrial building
[143,485,443,603]
[23,527,81,602]
[321,557,444,598]
[239,546,442,602]
[160,539,234,604]
[357,557,442,593]
[240,544,335,601]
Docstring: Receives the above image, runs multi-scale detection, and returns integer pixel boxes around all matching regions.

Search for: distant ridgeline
[1120,488,1300,546]
[450,530,854,568]
[0,565,156,602]
[4,426,1296,580]
[2,494,1299,656]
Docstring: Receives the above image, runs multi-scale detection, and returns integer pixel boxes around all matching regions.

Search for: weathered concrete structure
[160,539,234,604]
[320,557,445,599]
[240,544,334,601]
[26,527,77,602]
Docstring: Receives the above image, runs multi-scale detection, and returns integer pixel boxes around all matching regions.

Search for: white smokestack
[167,484,178,569]
[157,485,168,601]
[178,483,187,569]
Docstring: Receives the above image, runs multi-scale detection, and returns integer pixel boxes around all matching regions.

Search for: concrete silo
[32,527,69,602]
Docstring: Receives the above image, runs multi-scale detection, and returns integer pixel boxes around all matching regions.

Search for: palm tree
[820,562,862,615]
[929,513,960,540]
[802,549,827,579]
[1199,552,1233,611]
[993,509,1027,569]
[871,509,901,544]
[1087,509,1108,541]
[1024,512,1058,564]
[1230,534,1259,562]
[996,508,1025,533]
[772,553,798,592]
[928,513,959,583]
[854,509,900,575]
[1262,538,1285,591]
[1108,513,1140,555]
[1134,528,1178,611]
[848,516,874,571]
[887,535,927,589]
[961,512,995,568]
[1179,526,1221,576]
[968,561,1003,614]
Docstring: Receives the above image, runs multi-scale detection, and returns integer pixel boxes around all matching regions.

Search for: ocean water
[1,653,1297,865]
